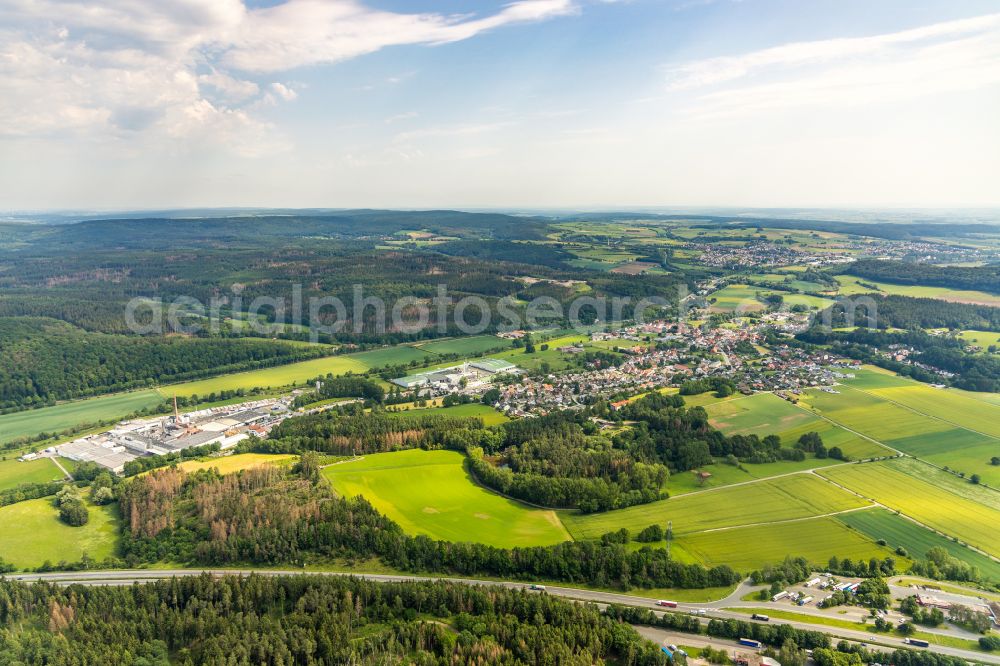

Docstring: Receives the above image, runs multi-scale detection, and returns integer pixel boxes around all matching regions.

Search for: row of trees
[845,260,1000,295]
[0,574,669,665]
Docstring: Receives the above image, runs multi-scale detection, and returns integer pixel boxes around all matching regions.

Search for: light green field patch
[0,390,164,445]
[415,335,513,356]
[834,275,1000,307]
[0,498,119,569]
[666,459,836,495]
[562,473,871,540]
[173,453,297,475]
[385,403,509,426]
[323,449,570,547]
[0,457,68,492]
[704,392,889,460]
[161,346,433,397]
[706,284,768,313]
[676,515,896,571]
[957,330,1000,350]
[820,460,1000,559]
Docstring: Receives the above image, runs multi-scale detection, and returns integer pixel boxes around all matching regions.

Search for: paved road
[8,570,998,664]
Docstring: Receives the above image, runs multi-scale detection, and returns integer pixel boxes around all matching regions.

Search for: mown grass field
[161,346,433,397]
[704,393,889,460]
[386,403,509,426]
[0,390,164,445]
[838,508,1000,582]
[172,453,297,475]
[820,460,1000,559]
[323,449,570,547]
[415,335,513,356]
[0,456,68,492]
[0,497,119,569]
[562,473,871,540]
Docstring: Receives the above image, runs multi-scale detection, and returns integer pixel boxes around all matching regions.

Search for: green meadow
[161,346,433,397]
[0,390,164,445]
[957,330,1000,349]
[0,456,68,492]
[323,449,570,548]
[0,497,119,569]
[838,508,1000,582]
[820,460,1000,559]
[562,473,870,540]
[675,515,895,571]
[704,392,890,460]
[707,284,768,313]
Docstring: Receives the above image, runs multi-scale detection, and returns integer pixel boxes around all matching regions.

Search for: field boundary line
[841,383,1000,443]
[685,505,876,535]
[787,397,903,456]
[817,465,1000,566]
[833,383,1000,499]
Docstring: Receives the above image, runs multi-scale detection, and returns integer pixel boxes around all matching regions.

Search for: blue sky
[1,0,998,209]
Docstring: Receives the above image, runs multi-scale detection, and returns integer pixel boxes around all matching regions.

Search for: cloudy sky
[2,0,999,210]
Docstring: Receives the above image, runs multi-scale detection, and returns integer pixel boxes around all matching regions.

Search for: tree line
[0,573,669,665]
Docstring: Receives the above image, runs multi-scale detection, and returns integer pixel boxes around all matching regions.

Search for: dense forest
[0,574,668,665]
[0,317,325,409]
[117,463,740,591]
[820,294,1000,332]
[844,260,1000,294]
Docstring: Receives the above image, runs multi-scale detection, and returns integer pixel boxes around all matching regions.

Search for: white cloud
[223,0,575,72]
[269,82,298,101]
[0,0,576,153]
[666,14,1000,107]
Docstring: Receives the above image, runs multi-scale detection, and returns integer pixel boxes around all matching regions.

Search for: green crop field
[562,473,871,540]
[0,498,119,570]
[323,449,570,547]
[675,515,895,571]
[707,284,768,313]
[824,369,1000,482]
[415,335,513,356]
[0,390,164,445]
[386,403,509,426]
[173,453,297,475]
[838,508,1000,582]
[819,460,1000,559]
[667,459,836,495]
[704,393,889,460]
[161,346,433,397]
[781,293,837,310]
[0,457,68,491]
[834,275,1000,307]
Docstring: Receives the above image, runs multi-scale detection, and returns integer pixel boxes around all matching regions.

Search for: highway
[7,569,998,664]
